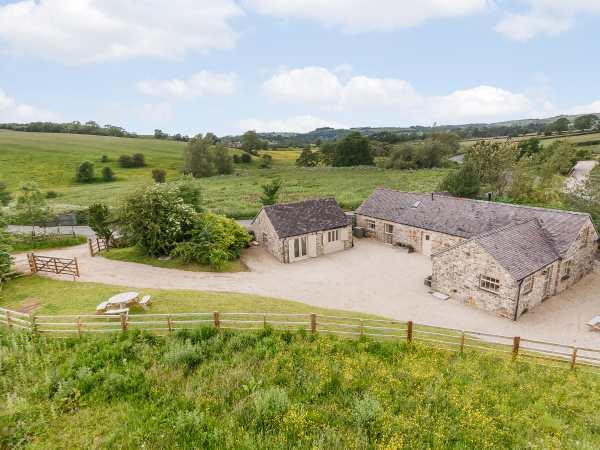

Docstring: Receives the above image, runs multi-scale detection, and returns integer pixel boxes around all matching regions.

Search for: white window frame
[479,275,500,294]
[327,229,340,243]
[384,223,394,234]
[366,220,376,230]
[522,276,534,295]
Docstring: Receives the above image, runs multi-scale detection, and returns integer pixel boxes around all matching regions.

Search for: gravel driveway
[11,239,600,347]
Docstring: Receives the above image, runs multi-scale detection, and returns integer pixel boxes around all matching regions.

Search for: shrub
[0,215,11,275]
[0,182,11,206]
[88,203,115,243]
[118,155,134,168]
[260,178,281,206]
[163,341,204,374]
[241,153,252,163]
[259,154,273,169]
[45,190,59,199]
[233,154,241,163]
[100,155,109,163]
[296,148,319,167]
[183,137,232,177]
[101,166,115,182]
[252,387,289,430]
[132,153,145,167]
[171,213,251,270]
[333,132,374,167]
[76,161,95,183]
[438,162,480,198]
[212,145,234,175]
[152,169,166,183]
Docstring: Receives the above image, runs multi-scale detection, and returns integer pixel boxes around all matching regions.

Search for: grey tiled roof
[356,189,591,257]
[472,219,559,280]
[260,198,349,239]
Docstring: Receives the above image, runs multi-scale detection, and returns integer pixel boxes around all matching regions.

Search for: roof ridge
[472,218,538,241]
[263,197,336,209]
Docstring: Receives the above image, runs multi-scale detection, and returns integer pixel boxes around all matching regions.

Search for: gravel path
[11,239,600,347]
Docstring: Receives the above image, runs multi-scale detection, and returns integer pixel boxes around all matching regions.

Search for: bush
[171,213,251,270]
[152,169,166,183]
[296,148,319,167]
[212,145,234,175]
[132,153,145,167]
[0,223,11,275]
[251,387,290,430]
[183,137,232,177]
[438,162,480,198]
[76,161,95,183]
[259,154,273,169]
[100,155,109,163]
[0,182,11,206]
[241,153,252,163]
[45,190,59,199]
[333,132,374,167]
[118,155,134,168]
[233,154,241,163]
[102,166,115,182]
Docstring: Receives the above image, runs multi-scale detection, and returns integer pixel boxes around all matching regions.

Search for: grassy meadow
[2,325,600,448]
[0,130,448,218]
[9,234,87,253]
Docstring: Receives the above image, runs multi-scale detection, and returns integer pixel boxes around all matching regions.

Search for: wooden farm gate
[27,253,80,278]
[88,236,109,257]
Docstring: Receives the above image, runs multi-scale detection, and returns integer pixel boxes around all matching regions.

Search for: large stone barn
[356,189,598,319]
[251,198,353,263]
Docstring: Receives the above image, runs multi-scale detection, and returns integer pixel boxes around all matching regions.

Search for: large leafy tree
[295,148,319,167]
[438,162,480,198]
[573,114,598,131]
[15,182,50,230]
[241,130,266,155]
[564,165,600,231]
[332,132,374,167]
[183,134,216,178]
[88,203,116,243]
[464,140,517,195]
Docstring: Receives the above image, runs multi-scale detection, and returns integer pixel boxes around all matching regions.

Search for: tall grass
[1,327,599,449]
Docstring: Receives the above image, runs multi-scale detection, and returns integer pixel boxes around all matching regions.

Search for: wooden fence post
[5,310,11,329]
[29,313,37,334]
[120,314,128,332]
[167,315,173,335]
[310,313,317,334]
[512,336,520,358]
[571,347,578,369]
[213,311,220,329]
[407,321,413,344]
[88,238,94,257]
[460,332,465,353]
[74,257,80,278]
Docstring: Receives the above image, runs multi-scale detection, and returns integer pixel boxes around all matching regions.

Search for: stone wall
[431,240,519,319]
[251,210,285,263]
[356,214,464,254]
[282,225,353,263]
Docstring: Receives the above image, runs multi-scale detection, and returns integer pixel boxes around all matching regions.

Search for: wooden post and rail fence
[2,306,599,372]
[88,236,110,257]
[27,253,80,279]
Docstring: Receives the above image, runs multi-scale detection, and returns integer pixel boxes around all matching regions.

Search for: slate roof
[258,198,349,239]
[473,219,560,280]
[356,188,593,258]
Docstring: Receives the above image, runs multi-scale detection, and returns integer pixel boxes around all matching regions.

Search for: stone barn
[251,198,353,263]
[356,189,598,319]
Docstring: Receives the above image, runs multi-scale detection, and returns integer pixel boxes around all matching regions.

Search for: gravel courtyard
[13,238,600,347]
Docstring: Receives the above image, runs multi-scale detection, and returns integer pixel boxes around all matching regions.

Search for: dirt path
[11,239,600,347]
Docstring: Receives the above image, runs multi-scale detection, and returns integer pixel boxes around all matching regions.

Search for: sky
[0,0,599,136]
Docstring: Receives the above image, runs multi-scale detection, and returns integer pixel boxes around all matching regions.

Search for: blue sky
[0,0,599,136]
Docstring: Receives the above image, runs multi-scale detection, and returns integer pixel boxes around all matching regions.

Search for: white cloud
[0,0,242,64]
[137,71,238,99]
[261,67,542,125]
[566,100,600,115]
[244,0,489,32]
[0,89,56,122]
[238,115,347,133]
[495,0,600,40]
[262,67,422,110]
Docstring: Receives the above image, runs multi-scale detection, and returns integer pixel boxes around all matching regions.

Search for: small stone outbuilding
[251,198,353,263]
[356,189,598,319]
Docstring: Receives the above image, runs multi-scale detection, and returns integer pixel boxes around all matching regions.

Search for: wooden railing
[88,236,109,257]
[1,307,599,371]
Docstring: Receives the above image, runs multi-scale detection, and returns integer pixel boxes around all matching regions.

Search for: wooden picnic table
[106,292,139,309]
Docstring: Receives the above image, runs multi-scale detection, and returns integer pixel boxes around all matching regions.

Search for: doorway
[422,233,432,256]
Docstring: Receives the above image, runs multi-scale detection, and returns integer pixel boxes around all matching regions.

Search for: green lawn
[2,323,600,448]
[0,275,378,317]
[9,234,87,253]
[100,246,247,273]
[0,131,449,218]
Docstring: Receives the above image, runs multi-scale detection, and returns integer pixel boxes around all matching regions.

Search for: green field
[9,234,87,253]
[0,130,448,218]
[2,321,599,448]
[460,131,600,154]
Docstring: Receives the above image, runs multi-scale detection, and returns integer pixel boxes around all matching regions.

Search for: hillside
[2,327,599,449]
[0,130,447,217]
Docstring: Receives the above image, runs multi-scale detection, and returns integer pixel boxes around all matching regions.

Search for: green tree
[465,140,517,194]
[430,132,460,153]
[88,203,115,243]
[76,161,95,183]
[132,153,146,167]
[212,144,234,175]
[259,154,273,169]
[183,135,216,178]
[118,155,134,167]
[385,144,419,170]
[295,148,319,167]
[574,114,598,131]
[101,166,115,181]
[260,178,282,206]
[154,129,168,139]
[564,165,600,230]
[241,153,252,163]
[241,130,265,155]
[15,182,49,231]
[517,138,542,159]
[317,141,338,165]
[538,140,577,178]
[152,169,167,183]
[438,162,480,198]
[551,117,570,134]
[333,132,373,167]
[0,182,11,206]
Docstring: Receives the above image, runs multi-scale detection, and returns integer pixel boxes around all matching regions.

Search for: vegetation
[0,181,11,206]
[385,139,452,170]
[241,130,268,154]
[2,318,600,448]
[327,132,374,167]
[295,148,319,167]
[438,162,480,198]
[0,120,137,137]
[260,178,282,206]
[183,134,234,178]
[118,153,145,168]
[151,168,166,183]
[0,213,11,275]
[8,233,87,252]
[259,154,273,169]
[100,246,247,273]
[101,166,115,182]
[75,161,95,183]
[14,182,50,228]
[87,203,115,243]
[564,164,600,230]
[574,114,598,131]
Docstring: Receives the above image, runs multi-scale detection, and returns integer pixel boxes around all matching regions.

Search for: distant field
[460,131,600,154]
[0,131,448,218]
